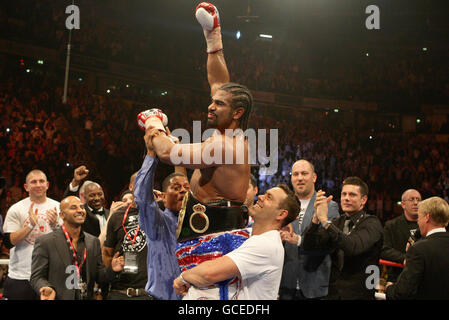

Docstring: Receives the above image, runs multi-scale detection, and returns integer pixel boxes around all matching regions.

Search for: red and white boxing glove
[195,2,223,53]
[137,108,168,132]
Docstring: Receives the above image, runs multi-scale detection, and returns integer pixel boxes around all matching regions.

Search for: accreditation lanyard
[62,224,87,278]
[122,204,139,247]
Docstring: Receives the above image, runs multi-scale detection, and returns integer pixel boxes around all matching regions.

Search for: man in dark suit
[386,196,449,299]
[81,182,109,237]
[63,166,109,237]
[303,176,383,300]
[381,189,422,282]
[30,196,124,300]
[279,160,339,299]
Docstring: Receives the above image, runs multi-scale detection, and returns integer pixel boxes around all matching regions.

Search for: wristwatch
[321,220,332,228]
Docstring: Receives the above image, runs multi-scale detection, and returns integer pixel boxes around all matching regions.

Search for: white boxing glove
[137,108,168,132]
[195,2,223,53]
[195,2,220,31]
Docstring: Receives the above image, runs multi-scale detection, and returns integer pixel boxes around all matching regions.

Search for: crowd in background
[1,1,448,107]
[1,0,449,259]
[1,57,448,230]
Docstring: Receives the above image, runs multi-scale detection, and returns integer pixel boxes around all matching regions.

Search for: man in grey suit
[30,196,124,300]
[279,160,339,299]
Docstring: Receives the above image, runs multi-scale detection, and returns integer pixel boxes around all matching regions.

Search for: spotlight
[236,31,241,39]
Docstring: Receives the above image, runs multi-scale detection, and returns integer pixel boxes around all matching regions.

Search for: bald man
[386,196,449,299]
[30,196,124,300]
[381,189,422,282]
[2,169,60,300]
[280,159,339,300]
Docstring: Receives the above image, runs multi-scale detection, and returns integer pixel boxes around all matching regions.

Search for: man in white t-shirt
[2,169,60,300]
[173,184,300,300]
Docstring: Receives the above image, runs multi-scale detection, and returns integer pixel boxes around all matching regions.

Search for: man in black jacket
[386,196,449,299]
[381,189,422,281]
[102,190,152,300]
[303,176,383,300]
[63,166,109,237]
[30,196,124,300]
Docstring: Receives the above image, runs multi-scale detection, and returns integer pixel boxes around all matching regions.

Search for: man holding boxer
[137,2,254,299]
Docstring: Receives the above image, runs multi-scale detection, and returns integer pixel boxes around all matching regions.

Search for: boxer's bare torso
[189,139,250,204]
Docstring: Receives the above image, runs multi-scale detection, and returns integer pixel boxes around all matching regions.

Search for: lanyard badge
[122,204,139,274]
[62,225,88,298]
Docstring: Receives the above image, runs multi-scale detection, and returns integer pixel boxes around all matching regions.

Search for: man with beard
[138,3,253,299]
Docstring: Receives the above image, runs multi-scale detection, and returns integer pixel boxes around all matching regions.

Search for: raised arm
[195,2,230,95]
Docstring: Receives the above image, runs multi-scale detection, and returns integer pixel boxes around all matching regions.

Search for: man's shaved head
[60,196,81,212]
[59,196,86,226]
[25,169,47,184]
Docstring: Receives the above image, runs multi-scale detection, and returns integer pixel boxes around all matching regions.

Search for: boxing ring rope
[379,259,404,268]
[0,259,9,265]
[375,259,404,300]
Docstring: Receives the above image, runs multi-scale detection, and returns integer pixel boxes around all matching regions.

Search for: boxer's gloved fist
[195,2,220,30]
[195,2,223,53]
[137,108,168,132]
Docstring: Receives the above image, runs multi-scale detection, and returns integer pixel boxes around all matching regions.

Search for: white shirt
[3,197,60,280]
[86,205,107,231]
[426,228,447,237]
[226,230,284,300]
[298,198,311,230]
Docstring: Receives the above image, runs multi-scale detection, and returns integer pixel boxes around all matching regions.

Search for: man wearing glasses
[380,189,422,282]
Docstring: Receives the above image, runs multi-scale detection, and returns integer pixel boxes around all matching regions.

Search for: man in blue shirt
[134,146,190,300]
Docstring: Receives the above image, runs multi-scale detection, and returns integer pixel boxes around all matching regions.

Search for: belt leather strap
[176,192,248,242]
[110,288,149,297]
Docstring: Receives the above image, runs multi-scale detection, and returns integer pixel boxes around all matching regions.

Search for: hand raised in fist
[72,166,89,188]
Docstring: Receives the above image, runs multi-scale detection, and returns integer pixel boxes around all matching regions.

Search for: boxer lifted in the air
[143,3,252,242]
[140,3,253,299]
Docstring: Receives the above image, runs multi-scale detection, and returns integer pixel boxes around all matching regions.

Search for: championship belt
[176,192,248,242]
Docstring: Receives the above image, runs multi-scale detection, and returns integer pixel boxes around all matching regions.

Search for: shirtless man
[139,3,253,299]
[145,6,251,201]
